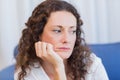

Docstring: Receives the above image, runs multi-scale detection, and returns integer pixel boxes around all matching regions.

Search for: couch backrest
[90,42,120,80]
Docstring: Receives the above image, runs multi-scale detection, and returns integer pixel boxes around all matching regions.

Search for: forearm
[54,63,67,80]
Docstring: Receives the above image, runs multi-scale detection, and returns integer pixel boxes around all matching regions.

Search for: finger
[41,42,47,57]
[47,43,54,55]
[35,41,42,57]
[47,43,62,59]
[47,43,63,67]
[47,43,58,58]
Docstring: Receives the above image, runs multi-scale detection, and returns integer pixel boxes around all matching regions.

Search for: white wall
[72,0,120,43]
[0,0,19,70]
[0,0,120,70]
[107,0,120,42]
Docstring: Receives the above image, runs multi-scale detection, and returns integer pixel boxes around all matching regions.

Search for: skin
[35,11,77,80]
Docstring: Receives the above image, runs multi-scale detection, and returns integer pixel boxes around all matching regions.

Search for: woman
[14,0,109,80]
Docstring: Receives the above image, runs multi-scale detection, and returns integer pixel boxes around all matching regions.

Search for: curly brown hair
[15,0,92,80]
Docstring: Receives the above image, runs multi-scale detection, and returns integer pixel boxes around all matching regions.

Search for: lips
[55,47,71,51]
[59,47,70,49]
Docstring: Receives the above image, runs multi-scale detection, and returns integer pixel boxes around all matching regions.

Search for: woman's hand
[35,41,67,80]
[35,41,63,67]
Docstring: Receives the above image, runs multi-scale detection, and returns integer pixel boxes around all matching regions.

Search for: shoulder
[88,53,102,73]
[85,53,109,80]
[14,65,50,80]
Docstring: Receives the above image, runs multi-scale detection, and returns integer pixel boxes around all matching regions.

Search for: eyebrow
[53,25,76,29]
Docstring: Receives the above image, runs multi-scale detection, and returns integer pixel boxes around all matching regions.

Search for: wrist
[54,63,67,80]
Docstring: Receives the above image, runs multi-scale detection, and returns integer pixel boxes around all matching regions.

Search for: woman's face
[40,11,77,59]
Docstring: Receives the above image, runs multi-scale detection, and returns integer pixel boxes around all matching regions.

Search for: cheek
[71,36,76,44]
[71,36,76,50]
[41,34,59,46]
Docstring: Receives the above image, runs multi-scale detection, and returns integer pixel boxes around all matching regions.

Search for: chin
[58,52,72,59]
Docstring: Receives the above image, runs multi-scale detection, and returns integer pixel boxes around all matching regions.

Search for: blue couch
[0,65,15,80]
[0,42,120,80]
[90,42,120,80]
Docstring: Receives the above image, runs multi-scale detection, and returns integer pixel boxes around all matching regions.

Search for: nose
[61,32,71,44]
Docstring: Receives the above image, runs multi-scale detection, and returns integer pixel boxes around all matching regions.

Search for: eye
[71,30,76,34]
[73,30,76,33]
[52,30,61,33]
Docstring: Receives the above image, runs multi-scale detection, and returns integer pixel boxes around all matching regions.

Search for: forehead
[47,11,77,27]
